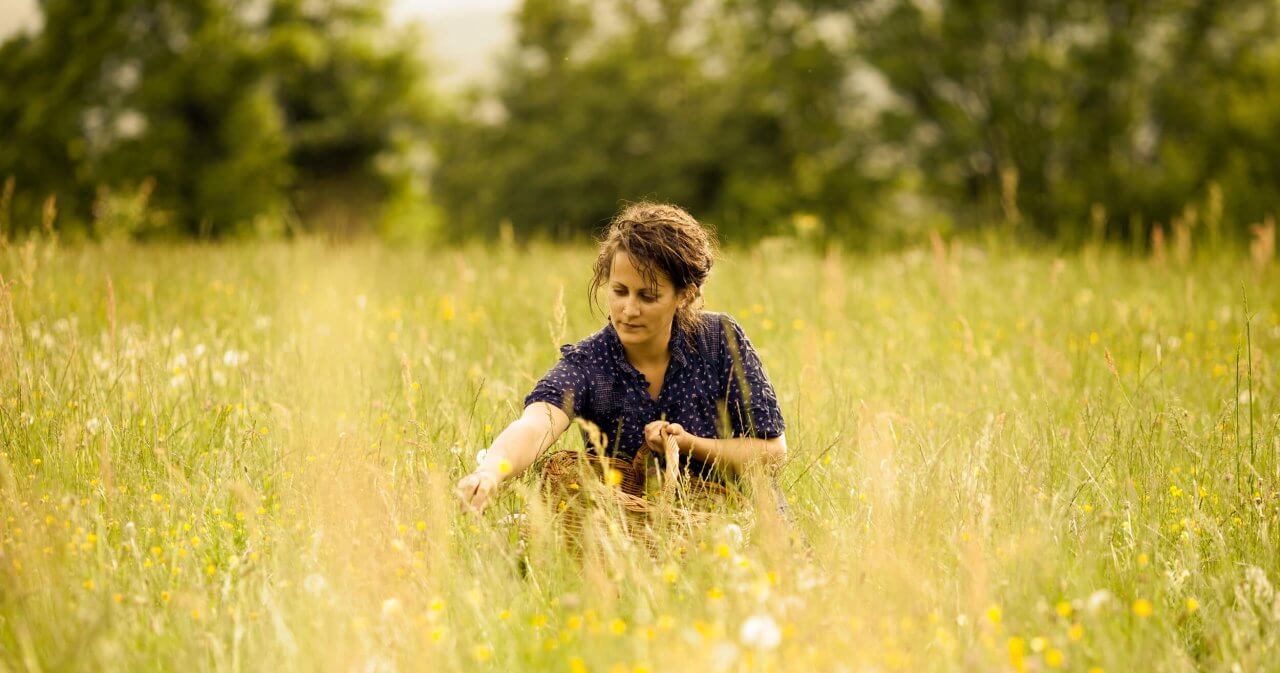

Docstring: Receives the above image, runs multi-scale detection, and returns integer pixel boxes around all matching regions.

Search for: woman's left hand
[662,423,695,453]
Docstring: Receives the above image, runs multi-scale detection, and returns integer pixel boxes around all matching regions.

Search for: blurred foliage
[858,0,1280,244]
[0,0,436,238]
[2,0,1278,246]
[433,0,882,245]
[436,0,1280,246]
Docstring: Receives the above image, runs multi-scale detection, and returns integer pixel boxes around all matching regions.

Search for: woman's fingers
[643,420,668,449]
[455,472,496,514]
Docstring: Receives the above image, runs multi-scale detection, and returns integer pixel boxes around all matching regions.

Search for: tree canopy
[3,0,1277,246]
[0,0,435,238]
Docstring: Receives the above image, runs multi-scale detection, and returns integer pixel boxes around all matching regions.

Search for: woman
[454,202,788,519]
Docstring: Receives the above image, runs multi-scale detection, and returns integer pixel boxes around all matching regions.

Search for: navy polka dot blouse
[523,311,786,480]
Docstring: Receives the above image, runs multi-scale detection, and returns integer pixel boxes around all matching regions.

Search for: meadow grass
[0,235,1277,672]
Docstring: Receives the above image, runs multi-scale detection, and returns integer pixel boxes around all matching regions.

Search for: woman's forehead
[609,251,671,288]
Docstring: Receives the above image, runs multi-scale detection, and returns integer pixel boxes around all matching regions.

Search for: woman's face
[608,250,685,348]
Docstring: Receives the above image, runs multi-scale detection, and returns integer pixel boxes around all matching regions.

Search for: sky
[0,0,516,88]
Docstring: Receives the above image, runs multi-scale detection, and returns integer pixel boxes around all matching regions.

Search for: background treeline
[2,0,1278,247]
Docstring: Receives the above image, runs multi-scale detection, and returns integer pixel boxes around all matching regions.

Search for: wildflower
[1086,590,1112,613]
[303,574,327,595]
[382,598,403,618]
[723,523,744,547]
[475,449,488,465]
[1185,597,1200,614]
[610,618,627,635]
[661,564,679,584]
[471,644,491,662]
[1045,648,1064,668]
[606,469,623,486]
[85,418,101,435]
[1132,599,1154,618]
[985,604,1002,625]
[739,614,781,650]
[1067,623,1084,642]
[1007,637,1026,672]
[1055,601,1072,618]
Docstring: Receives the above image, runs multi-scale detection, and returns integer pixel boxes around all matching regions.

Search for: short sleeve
[721,316,786,439]
[523,344,589,417]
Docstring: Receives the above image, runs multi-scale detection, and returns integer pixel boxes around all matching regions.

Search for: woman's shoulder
[691,310,742,343]
[555,324,614,363]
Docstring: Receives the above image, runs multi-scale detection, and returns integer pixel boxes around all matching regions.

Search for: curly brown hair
[589,202,719,347]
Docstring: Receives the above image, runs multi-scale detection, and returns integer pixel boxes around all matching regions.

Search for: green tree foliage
[857,0,1280,242]
[0,0,435,238]
[433,0,881,244]
[437,0,1279,245]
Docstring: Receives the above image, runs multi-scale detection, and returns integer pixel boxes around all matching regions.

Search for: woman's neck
[623,329,672,369]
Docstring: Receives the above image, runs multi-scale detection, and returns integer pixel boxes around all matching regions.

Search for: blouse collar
[605,318,691,373]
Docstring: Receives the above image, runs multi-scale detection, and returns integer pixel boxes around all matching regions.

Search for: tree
[0,0,436,238]
[432,0,882,244]
[856,0,1280,242]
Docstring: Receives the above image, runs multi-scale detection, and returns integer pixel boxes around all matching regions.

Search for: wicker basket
[523,437,741,561]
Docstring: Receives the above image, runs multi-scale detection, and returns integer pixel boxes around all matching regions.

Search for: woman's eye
[613,288,656,301]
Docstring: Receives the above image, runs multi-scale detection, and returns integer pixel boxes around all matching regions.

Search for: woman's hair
[589,202,719,344]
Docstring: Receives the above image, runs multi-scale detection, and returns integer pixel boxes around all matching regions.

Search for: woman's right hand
[643,420,670,456]
[455,470,500,514]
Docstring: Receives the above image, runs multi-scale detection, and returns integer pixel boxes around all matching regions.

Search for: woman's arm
[662,423,787,475]
[456,402,572,512]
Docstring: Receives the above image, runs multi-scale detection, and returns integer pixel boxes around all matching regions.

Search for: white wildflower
[85,417,101,435]
[303,573,327,595]
[739,614,781,650]
[723,523,744,547]
[1087,589,1113,614]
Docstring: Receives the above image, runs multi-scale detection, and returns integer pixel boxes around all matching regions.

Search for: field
[1,237,1278,672]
